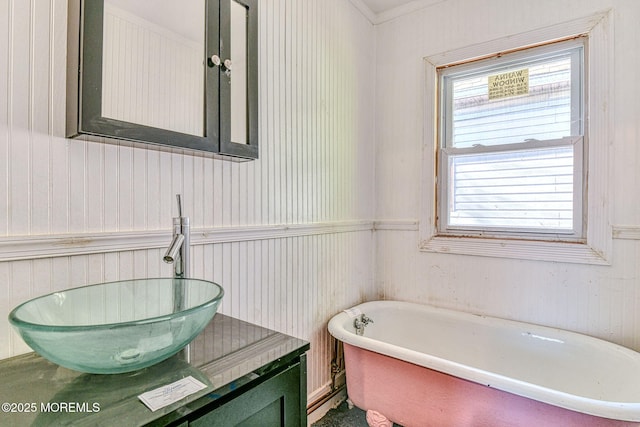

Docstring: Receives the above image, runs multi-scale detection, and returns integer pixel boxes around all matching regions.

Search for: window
[420,13,612,264]
[437,39,585,241]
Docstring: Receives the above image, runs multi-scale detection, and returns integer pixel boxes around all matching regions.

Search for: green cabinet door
[190,358,306,427]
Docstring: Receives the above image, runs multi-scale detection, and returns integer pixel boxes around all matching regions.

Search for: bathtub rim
[328,300,640,422]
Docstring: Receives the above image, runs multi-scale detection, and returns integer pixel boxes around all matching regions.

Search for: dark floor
[312,401,401,427]
[312,401,368,427]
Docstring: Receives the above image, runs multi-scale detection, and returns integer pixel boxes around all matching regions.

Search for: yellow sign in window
[488,69,529,100]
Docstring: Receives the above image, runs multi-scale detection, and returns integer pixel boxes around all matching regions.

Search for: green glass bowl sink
[8,278,224,374]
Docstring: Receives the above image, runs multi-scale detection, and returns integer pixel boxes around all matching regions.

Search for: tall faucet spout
[163,195,191,350]
[163,194,190,279]
[163,234,185,264]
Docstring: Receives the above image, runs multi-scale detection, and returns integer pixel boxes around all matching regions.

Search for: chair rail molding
[0,221,374,262]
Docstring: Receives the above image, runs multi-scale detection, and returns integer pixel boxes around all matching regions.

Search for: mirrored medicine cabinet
[67,0,258,160]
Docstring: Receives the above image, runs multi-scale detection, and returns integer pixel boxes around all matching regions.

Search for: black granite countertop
[0,314,309,426]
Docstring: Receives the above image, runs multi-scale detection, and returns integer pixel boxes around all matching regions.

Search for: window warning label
[488,68,529,100]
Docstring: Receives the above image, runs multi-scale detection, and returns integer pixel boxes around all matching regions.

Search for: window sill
[419,235,610,265]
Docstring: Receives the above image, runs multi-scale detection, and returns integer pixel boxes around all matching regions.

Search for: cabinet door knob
[208,55,221,67]
[223,59,232,71]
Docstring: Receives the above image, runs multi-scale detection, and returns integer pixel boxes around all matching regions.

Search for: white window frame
[419,11,612,265]
[437,39,585,241]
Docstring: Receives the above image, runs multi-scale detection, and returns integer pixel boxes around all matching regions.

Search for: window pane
[448,54,577,148]
[448,146,574,231]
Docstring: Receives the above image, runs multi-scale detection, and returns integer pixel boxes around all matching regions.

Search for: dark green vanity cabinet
[189,360,306,426]
[0,314,309,427]
[67,0,259,160]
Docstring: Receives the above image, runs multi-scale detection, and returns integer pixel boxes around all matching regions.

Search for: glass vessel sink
[9,278,224,374]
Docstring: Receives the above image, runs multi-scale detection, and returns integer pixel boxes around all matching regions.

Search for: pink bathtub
[328,301,640,427]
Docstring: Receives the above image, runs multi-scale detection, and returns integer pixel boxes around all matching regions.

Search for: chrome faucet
[164,194,191,360]
[163,194,190,279]
[354,314,373,336]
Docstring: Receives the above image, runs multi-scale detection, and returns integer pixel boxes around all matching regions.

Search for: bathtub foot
[346,398,354,409]
[366,409,392,427]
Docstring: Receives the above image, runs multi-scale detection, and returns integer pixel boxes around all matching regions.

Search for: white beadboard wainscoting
[376,224,640,351]
[0,0,376,404]
[0,227,376,404]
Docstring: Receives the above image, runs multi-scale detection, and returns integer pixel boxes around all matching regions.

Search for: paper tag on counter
[343,307,362,319]
[138,376,207,412]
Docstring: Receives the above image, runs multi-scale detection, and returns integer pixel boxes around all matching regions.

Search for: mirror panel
[230,0,248,144]
[67,0,258,159]
[102,0,205,136]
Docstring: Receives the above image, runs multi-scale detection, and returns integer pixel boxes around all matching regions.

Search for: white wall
[375,0,640,350]
[0,0,376,402]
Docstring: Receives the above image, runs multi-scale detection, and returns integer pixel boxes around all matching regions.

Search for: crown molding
[349,0,446,25]
[348,0,377,24]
